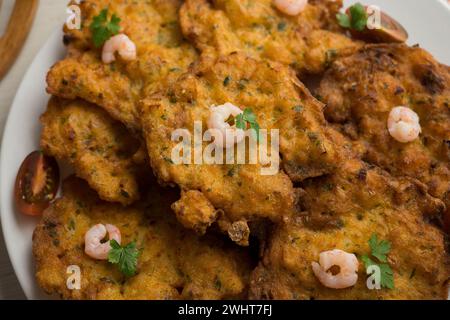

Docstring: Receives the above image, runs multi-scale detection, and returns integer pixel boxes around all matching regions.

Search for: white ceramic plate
[1,0,449,300]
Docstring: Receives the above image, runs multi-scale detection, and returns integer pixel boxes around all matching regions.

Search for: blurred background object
[0,0,39,81]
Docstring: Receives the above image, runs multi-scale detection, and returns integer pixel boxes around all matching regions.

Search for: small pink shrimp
[311,249,359,289]
[207,103,245,149]
[102,34,137,64]
[387,106,421,143]
[84,224,121,260]
[273,0,308,16]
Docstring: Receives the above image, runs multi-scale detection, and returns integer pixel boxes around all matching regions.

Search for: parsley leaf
[379,263,394,289]
[235,108,260,140]
[108,239,139,277]
[243,108,257,123]
[362,234,394,289]
[368,233,391,263]
[235,113,246,129]
[90,9,121,47]
[361,254,375,269]
[336,13,351,28]
[349,3,368,31]
[362,255,394,289]
[336,3,368,32]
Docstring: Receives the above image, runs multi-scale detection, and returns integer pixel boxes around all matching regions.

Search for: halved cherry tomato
[14,151,60,216]
[346,6,408,43]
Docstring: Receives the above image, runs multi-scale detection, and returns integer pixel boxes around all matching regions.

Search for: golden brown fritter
[140,52,344,244]
[47,0,197,130]
[171,190,218,235]
[250,158,449,300]
[317,44,450,222]
[40,97,144,205]
[33,177,253,300]
[180,0,360,75]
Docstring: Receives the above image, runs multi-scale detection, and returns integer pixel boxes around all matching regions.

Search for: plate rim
[0,29,65,300]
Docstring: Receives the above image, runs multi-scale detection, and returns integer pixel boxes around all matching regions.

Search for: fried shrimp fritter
[250,158,449,300]
[47,0,197,130]
[140,52,342,244]
[317,44,450,221]
[171,190,218,235]
[33,177,253,300]
[40,97,144,205]
[180,0,360,75]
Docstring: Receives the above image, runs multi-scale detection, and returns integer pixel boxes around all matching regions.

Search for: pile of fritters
[34,0,449,299]
[34,176,252,299]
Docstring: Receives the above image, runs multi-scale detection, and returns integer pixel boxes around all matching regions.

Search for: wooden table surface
[0,0,67,300]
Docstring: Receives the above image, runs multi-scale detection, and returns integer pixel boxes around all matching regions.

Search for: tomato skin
[345,6,408,43]
[14,151,60,216]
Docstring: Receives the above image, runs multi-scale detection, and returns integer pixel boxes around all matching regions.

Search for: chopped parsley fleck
[169,93,177,103]
[293,105,303,113]
[214,277,222,291]
[325,49,338,67]
[277,22,287,31]
[120,190,130,198]
[238,79,249,90]
[68,219,76,231]
[226,166,236,177]
[164,156,174,164]
[223,76,232,86]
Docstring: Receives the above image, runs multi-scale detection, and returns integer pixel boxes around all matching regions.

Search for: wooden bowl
[0,0,39,81]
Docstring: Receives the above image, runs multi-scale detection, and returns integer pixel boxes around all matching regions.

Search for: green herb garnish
[120,189,130,199]
[277,22,287,31]
[337,3,368,31]
[108,239,140,277]
[214,277,222,291]
[68,219,76,231]
[223,76,232,86]
[362,234,394,289]
[293,105,303,113]
[90,9,121,47]
[236,108,260,140]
